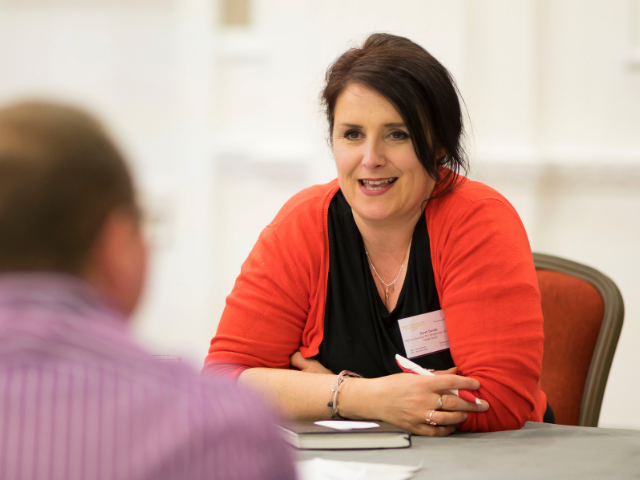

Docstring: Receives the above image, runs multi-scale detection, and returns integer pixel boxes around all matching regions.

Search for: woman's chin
[341,186,401,223]
[352,205,398,224]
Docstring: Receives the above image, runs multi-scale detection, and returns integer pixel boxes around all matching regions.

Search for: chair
[534,253,624,427]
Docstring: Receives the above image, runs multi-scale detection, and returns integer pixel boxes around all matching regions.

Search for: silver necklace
[364,245,409,303]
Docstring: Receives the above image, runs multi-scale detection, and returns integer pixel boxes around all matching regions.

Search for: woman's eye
[344,130,362,140]
[389,130,409,140]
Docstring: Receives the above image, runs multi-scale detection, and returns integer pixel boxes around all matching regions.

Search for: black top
[314,190,455,378]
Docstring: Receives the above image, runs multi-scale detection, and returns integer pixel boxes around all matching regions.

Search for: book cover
[278,420,411,450]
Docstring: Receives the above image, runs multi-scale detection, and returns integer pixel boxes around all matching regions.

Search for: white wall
[0,0,219,362]
[0,0,638,429]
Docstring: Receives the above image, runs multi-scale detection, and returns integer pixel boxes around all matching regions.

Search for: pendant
[384,284,395,302]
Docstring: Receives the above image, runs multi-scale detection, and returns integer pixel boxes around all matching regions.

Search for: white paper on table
[296,458,421,480]
[314,420,380,430]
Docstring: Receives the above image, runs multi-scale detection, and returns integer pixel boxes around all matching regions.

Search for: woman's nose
[361,140,385,169]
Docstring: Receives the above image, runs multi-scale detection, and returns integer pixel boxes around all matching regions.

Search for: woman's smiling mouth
[359,177,398,190]
[358,177,398,196]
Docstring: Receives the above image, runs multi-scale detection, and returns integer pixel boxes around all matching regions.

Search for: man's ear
[83,207,147,316]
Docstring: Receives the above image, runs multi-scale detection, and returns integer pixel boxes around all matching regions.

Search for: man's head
[0,101,147,314]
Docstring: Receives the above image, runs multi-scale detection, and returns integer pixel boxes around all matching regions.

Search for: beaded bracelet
[327,370,362,419]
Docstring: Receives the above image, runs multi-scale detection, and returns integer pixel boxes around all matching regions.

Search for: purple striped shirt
[0,274,296,480]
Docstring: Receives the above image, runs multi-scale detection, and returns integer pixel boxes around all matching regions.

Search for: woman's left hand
[290,352,333,375]
[339,371,489,436]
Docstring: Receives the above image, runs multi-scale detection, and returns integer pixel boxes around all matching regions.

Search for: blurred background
[0,0,638,429]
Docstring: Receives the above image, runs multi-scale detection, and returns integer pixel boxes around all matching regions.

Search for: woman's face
[332,83,435,226]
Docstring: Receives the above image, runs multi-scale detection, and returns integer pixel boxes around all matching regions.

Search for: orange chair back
[535,253,623,427]
[537,269,605,426]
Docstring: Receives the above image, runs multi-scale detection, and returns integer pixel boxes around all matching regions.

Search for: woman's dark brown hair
[0,101,137,273]
[322,33,468,196]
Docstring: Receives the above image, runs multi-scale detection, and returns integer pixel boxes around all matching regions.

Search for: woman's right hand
[290,351,333,375]
[340,372,490,437]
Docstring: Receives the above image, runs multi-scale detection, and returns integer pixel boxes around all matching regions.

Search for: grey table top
[296,422,640,479]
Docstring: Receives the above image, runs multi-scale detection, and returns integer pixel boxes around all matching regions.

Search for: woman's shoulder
[426,176,527,245]
[268,179,340,230]
[429,176,519,221]
[443,176,511,204]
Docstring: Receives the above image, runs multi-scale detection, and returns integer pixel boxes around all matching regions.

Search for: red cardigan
[206,178,547,432]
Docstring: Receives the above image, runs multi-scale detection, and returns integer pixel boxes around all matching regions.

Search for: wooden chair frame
[533,253,624,427]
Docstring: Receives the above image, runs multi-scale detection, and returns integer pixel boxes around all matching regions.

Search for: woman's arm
[205,223,312,377]
[238,368,335,420]
[239,363,488,436]
[432,195,546,432]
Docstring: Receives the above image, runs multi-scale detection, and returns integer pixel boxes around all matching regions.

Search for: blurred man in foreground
[0,101,296,480]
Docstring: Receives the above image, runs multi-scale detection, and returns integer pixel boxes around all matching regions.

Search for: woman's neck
[353,206,424,260]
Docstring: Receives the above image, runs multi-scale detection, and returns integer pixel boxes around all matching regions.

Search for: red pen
[395,354,483,405]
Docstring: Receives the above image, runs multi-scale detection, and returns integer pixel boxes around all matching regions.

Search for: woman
[205,33,549,435]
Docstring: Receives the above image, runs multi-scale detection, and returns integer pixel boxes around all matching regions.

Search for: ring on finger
[437,395,443,409]
[426,410,437,426]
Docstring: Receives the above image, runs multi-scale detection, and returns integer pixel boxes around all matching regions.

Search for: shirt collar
[0,271,127,323]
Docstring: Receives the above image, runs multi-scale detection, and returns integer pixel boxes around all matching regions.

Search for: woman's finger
[410,423,457,437]
[437,393,490,412]
[424,409,468,426]
[289,352,333,374]
[426,373,481,393]
[289,351,306,370]
[290,351,323,371]
[433,367,458,375]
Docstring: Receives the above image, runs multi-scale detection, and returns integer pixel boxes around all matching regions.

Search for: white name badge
[398,309,450,359]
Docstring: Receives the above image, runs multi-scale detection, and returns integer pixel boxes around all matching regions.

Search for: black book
[278,420,411,450]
